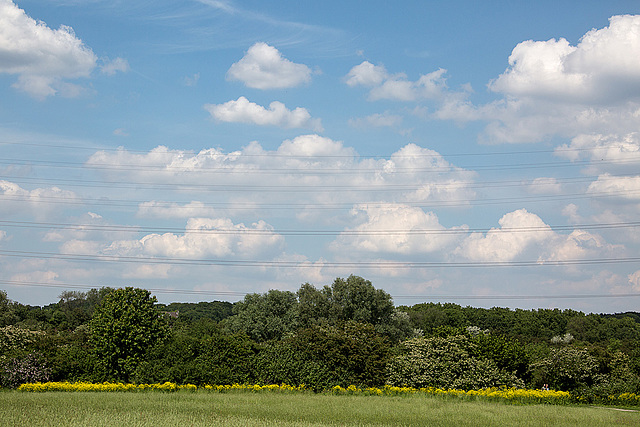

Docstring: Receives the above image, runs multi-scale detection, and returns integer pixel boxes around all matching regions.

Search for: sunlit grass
[1,390,638,426]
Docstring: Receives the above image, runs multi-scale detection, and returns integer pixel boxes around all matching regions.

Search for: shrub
[386,336,524,390]
[529,347,601,392]
[0,351,51,388]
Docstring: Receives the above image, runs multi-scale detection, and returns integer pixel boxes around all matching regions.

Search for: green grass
[0,391,637,426]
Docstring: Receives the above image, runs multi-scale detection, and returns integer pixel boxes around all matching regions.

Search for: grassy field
[0,391,638,426]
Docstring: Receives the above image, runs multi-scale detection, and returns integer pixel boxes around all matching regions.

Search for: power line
[0,219,639,236]
[2,155,640,174]
[0,172,634,193]
[0,249,638,268]
[0,139,632,159]
[1,278,638,301]
[1,187,639,211]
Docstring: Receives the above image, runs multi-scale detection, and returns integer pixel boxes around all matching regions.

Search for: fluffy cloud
[104,217,284,259]
[456,209,552,262]
[455,208,621,263]
[276,133,352,157]
[409,15,640,143]
[476,15,640,143]
[587,174,640,201]
[344,61,388,87]
[555,133,640,174]
[86,139,476,217]
[346,61,448,101]
[137,201,218,219]
[629,270,640,291]
[204,96,323,131]
[330,204,466,254]
[490,15,640,103]
[0,180,78,216]
[100,57,130,75]
[0,0,97,98]
[227,42,312,89]
[544,229,620,262]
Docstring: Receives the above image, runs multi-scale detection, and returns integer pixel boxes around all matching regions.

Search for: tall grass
[0,391,637,426]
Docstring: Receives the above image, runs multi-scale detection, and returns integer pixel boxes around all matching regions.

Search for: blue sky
[2,0,640,312]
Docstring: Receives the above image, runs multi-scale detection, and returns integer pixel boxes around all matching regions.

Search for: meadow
[1,390,638,426]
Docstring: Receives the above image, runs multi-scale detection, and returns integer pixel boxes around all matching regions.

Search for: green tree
[0,290,17,327]
[470,332,529,379]
[89,287,167,382]
[254,322,391,390]
[224,290,299,342]
[327,275,395,325]
[298,276,409,340]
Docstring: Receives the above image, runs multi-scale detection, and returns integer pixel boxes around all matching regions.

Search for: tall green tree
[224,290,299,342]
[89,287,167,381]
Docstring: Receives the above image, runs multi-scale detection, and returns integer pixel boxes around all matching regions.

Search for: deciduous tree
[89,287,167,381]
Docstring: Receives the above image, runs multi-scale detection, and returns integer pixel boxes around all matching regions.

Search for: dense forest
[1,276,638,401]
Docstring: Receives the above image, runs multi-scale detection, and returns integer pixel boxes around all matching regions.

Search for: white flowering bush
[0,351,51,389]
[0,325,44,355]
[385,336,524,390]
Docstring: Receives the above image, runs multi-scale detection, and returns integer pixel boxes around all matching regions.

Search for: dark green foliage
[32,326,97,382]
[158,301,233,322]
[133,327,257,385]
[0,290,18,327]
[3,282,640,397]
[225,276,409,344]
[254,322,391,391]
[470,333,529,379]
[89,287,168,382]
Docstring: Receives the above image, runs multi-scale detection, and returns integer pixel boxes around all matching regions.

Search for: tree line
[1,276,639,400]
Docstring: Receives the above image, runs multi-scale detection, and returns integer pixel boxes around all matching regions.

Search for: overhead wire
[0,171,634,193]
[0,278,638,301]
[0,219,639,236]
[1,187,639,211]
[0,248,638,268]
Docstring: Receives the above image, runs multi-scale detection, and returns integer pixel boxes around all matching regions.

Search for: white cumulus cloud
[227,42,312,89]
[587,174,640,201]
[455,209,552,262]
[330,204,466,255]
[490,15,640,103]
[0,0,97,98]
[345,61,448,101]
[104,217,284,259]
[344,61,388,87]
[455,208,622,264]
[554,133,640,175]
[204,96,323,131]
